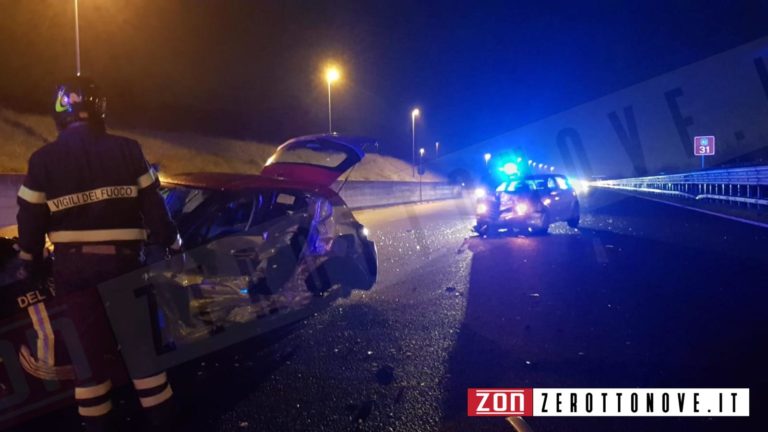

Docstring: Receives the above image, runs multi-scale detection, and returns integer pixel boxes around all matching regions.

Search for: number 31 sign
[694,136,715,156]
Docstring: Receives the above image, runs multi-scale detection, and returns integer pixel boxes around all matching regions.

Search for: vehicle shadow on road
[170,323,302,431]
[4,322,301,432]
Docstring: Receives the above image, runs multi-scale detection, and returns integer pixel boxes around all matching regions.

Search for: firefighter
[16,76,182,431]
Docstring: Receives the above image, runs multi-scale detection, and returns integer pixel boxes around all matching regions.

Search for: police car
[474,173,580,235]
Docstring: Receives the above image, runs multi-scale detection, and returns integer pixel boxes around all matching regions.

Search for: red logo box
[468,388,533,416]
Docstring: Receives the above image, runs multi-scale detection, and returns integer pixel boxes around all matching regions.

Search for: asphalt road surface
[12,188,768,431]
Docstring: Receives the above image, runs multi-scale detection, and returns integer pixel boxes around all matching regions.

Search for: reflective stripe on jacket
[17,124,178,259]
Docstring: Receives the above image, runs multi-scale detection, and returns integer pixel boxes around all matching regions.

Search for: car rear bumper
[475,211,546,231]
[360,237,378,282]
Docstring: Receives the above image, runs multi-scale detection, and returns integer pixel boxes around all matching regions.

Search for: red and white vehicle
[160,133,378,295]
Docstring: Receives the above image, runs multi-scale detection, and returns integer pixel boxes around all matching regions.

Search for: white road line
[610,191,768,230]
[592,237,609,264]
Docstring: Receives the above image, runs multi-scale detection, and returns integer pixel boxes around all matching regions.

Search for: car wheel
[304,260,334,295]
[567,202,580,228]
[305,255,374,295]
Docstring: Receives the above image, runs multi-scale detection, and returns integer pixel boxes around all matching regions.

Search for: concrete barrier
[0,175,22,228]
[337,180,461,209]
[0,175,459,228]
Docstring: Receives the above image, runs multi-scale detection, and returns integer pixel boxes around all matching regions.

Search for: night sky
[1,0,767,160]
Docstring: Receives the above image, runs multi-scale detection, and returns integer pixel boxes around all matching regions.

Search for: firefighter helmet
[52,76,106,130]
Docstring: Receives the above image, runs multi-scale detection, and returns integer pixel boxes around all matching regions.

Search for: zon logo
[468,388,533,416]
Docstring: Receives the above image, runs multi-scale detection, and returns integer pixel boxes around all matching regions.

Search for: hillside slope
[0,108,444,182]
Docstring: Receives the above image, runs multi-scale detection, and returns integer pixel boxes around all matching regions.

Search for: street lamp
[418,148,425,201]
[435,141,439,158]
[484,153,492,166]
[411,108,420,177]
[325,65,341,133]
[74,0,82,75]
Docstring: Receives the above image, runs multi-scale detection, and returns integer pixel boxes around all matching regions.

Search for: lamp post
[325,66,340,133]
[435,141,439,158]
[411,108,420,177]
[74,0,81,76]
[484,153,492,167]
[419,148,425,201]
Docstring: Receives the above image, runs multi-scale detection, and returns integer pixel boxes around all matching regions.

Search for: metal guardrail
[593,165,768,207]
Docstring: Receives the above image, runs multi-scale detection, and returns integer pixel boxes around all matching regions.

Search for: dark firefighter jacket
[16,123,178,261]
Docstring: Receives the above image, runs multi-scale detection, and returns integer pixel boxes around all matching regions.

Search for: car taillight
[515,202,529,215]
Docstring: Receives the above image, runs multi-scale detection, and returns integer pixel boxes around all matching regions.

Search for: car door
[553,176,577,219]
[189,191,262,278]
[542,176,561,217]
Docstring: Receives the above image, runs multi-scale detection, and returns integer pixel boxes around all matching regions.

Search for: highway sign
[694,136,716,156]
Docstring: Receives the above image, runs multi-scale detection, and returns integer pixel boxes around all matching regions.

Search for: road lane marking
[609,191,768,229]
[592,237,609,263]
